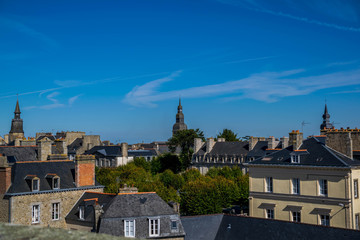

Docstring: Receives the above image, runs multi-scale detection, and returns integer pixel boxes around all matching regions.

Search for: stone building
[0,154,103,228]
[247,132,360,230]
[66,187,185,239]
[172,98,187,136]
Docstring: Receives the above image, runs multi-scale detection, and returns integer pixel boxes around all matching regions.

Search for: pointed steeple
[172,98,187,136]
[320,104,333,131]
[14,98,21,119]
[177,97,183,113]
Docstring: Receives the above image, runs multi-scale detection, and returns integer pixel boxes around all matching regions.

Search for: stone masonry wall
[10,188,103,229]
[0,194,9,222]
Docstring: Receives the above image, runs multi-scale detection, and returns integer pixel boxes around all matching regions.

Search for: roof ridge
[322,144,353,166]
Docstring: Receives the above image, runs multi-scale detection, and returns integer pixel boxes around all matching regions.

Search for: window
[319,179,328,196]
[149,218,160,237]
[79,206,85,220]
[266,177,273,193]
[356,214,360,230]
[266,209,274,219]
[292,178,300,195]
[292,211,301,222]
[52,203,60,220]
[171,220,177,230]
[320,214,330,226]
[125,220,135,237]
[32,178,39,192]
[354,179,359,199]
[32,205,40,224]
[53,177,60,189]
[291,155,300,163]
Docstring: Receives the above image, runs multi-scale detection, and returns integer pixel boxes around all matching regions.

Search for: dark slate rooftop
[85,146,122,157]
[0,146,38,162]
[249,137,360,168]
[128,149,157,157]
[65,191,116,224]
[246,141,268,158]
[68,138,83,154]
[194,141,249,157]
[6,160,102,195]
[182,214,360,240]
[102,192,176,218]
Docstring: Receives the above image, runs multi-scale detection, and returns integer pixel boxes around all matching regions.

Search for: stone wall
[325,129,360,158]
[0,194,9,222]
[10,188,103,228]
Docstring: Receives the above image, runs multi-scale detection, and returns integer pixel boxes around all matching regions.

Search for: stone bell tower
[172,98,187,136]
[9,99,24,143]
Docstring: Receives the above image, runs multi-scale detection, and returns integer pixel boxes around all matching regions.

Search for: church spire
[172,98,187,136]
[9,98,25,143]
[14,98,21,119]
[320,103,333,131]
[178,97,182,113]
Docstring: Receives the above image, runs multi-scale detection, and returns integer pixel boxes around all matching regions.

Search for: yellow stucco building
[248,134,360,230]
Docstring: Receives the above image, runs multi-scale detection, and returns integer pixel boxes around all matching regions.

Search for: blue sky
[1,0,360,143]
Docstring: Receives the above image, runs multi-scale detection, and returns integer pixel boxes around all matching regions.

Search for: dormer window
[291,155,300,163]
[32,178,40,192]
[53,177,60,189]
[79,205,85,220]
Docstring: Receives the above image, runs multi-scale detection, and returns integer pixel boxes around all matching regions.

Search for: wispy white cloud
[215,0,360,32]
[0,16,58,47]
[123,68,360,107]
[68,94,83,106]
[25,92,65,110]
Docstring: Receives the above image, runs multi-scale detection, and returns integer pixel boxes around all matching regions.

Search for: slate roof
[102,193,176,218]
[194,141,249,157]
[5,160,102,195]
[85,146,122,157]
[0,146,38,162]
[246,141,268,158]
[182,214,360,240]
[249,137,360,168]
[68,138,83,154]
[128,149,157,157]
[65,192,116,224]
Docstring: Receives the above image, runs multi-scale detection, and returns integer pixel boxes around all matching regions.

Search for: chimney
[345,132,353,159]
[14,138,21,146]
[119,184,138,193]
[280,137,289,149]
[289,130,303,150]
[75,155,95,187]
[168,201,180,214]
[217,138,225,142]
[55,140,68,155]
[0,155,11,194]
[267,136,276,149]
[4,134,9,144]
[38,139,52,161]
[249,137,259,151]
[206,138,215,153]
[194,138,203,153]
[121,143,128,158]
[93,203,104,232]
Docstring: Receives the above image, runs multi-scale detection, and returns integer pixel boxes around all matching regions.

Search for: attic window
[53,177,60,189]
[32,178,40,192]
[263,157,272,161]
[171,220,177,230]
[291,155,300,164]
[79,205,85,220]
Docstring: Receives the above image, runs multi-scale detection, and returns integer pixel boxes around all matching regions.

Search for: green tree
[132,157,151,172]
[168,129,205,170]
[159,169,185,190]
[215,128,239,142]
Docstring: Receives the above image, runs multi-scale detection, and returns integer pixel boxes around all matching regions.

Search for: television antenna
[301,121,310,132]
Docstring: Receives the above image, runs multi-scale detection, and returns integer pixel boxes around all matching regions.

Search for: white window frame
[266,177,273,193]
[354,179,358,199]
[53,177,60,189]
[291,155,300,163]
[32,205,40,224]
[32,178,39,192]
[292,178,300,195]
[319,179,328,196]
[79,205,85,220]
[355,213,359,230]
[52,202,60,220]
[292,211,301,222]
[124,219,135,238]
[320,214,330,226]
[266,209,274,219]
[149,218,160,237]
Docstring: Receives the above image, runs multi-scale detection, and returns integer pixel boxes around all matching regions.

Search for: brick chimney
[280,137,289,149]
[194,138,204,153]
[289,130,303,150]
[249,137,259,151]
[75,155,95,187]
[121,142,128,158]
[206,138,215,153]
[38,138,52,161]
[0,155,11,194]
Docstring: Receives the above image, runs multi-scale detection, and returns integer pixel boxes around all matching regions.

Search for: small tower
[9,99,24,143]
[320,104,333,132]
[172,98,187,136]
